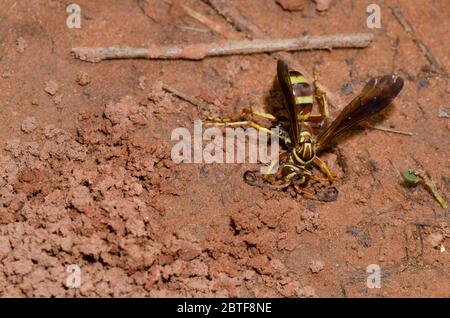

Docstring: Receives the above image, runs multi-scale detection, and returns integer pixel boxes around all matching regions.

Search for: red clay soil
[0,0,449,297]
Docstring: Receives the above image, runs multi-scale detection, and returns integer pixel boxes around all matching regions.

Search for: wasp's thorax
[292,131,315,166]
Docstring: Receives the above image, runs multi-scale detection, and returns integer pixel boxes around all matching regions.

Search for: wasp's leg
[310,174,331,183]
[207,110,246,124]
[248,121,276,136]
[249,110,277,121]
[312,68,330,128]
[207,117,293,147]
[206,119,273,133]
[206,107,279,134]
[207,108,276,123]
[313,156,334,182]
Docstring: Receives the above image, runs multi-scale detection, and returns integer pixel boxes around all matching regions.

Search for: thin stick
[162,83,209,111]
[365,124,415,136]
[72,33,373,63]
[202,0,265,39]
[181,4,230,38]
[137,0,157,23]
[176,24,210,34]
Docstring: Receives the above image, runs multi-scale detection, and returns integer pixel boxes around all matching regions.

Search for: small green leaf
[402,170,418,183]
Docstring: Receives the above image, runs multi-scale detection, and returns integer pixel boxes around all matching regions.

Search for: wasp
[210,59,404,199]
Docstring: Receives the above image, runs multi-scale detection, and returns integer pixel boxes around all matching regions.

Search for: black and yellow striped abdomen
[288,70,314,121]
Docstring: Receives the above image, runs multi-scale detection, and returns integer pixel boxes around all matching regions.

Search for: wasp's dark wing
[316,75,404,152]
[277,59,300,145]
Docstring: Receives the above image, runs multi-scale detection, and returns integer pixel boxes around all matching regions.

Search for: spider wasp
[210,59,404,200]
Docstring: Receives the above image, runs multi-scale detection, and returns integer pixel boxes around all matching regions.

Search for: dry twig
[202,0,265,39]
[181,4,230,38]
[72,33,373,63]
[162,83,209,111]
[175,25,210,34]
[365,124,415,136]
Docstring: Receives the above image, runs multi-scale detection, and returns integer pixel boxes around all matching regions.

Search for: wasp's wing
[316,75,404,152]
[277,59,300,145]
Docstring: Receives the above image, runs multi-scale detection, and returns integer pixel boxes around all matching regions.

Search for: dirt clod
[44,80,59,96]
[16,37,27,53]
[77,71,91,86]
[429,233,444,249]
[21,117,37,133]
[309,260,325,273]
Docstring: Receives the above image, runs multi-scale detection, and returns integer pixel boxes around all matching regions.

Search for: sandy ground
[0,0,449,297]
